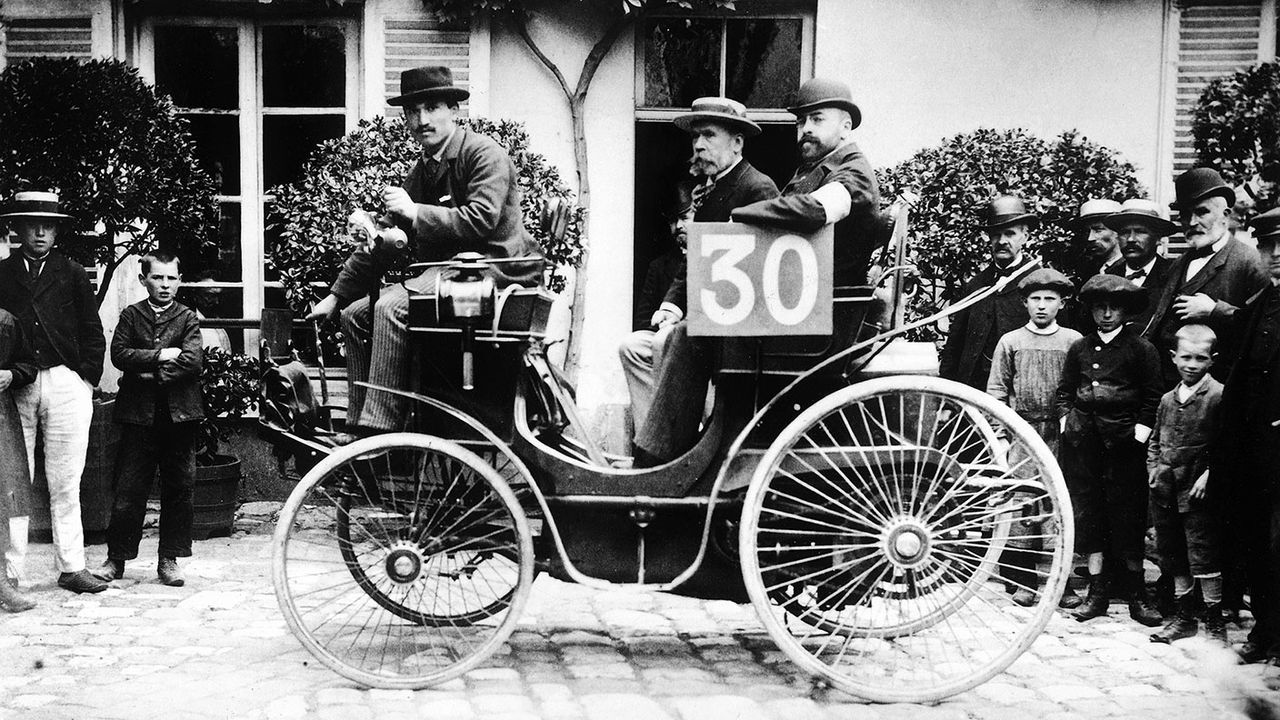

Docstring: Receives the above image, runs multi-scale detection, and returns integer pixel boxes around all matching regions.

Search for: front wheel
[740,376,1072,703]
[273,433,535,689]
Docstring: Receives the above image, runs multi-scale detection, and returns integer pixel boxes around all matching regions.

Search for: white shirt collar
[1097,327,1122,344]
[148,301,174,314]
[1025,321,1060,336]
[1176,374,1208,402]
[702,157,742,185]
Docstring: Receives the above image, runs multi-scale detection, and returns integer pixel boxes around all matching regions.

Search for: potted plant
[193,347,263,539]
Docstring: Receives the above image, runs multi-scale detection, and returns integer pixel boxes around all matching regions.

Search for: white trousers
[618,325,676,434]
[6,365,92,578]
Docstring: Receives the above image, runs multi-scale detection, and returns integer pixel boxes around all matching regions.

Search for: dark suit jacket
[1214,283,1280,495]
[1056,326,1164,448]
[1144,236,1267,386]
[661,159,779,312]
[938,260,1041,390]
[331,127,543,300]
[731,140,882,287]
[112,300,204,425]
[0,308,35,520]
[1094,255,1177,335]
[0,251,104,385]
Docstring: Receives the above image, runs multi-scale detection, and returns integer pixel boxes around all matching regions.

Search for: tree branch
[573,12,632,102]
[508,13,574,105]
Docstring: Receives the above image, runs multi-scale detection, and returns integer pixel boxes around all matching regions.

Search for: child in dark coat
[1148,324,1226,644]
[95,252,203,587]
[1056,274,1164,627]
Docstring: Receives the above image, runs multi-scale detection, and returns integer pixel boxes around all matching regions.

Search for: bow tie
[1125,268,1146,281]
[1186,243,1217,261]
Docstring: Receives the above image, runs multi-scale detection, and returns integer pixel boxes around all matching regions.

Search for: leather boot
[1151,592,1198,643]
[1074,574,1109,621]
[1058,585,1083,609]
[1203,602,1228,645]
[1128,571,1163,627]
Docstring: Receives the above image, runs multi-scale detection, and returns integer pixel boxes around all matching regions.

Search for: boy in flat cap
[1056,274,1164,626]
[987,267,1083,607]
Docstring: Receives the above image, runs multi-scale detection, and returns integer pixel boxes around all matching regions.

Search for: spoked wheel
[740,376,1072,703]
[273,433,535,688]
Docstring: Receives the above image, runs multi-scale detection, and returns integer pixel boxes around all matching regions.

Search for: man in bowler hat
[634,77,881,466]
[0,191,107,594]
[938,196,1042,390]
[1144,168,1266,387]
[1214,206,1280,665]
[307,66,542,436]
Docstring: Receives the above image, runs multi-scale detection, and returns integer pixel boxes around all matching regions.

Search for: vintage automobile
[260,202,1072,704]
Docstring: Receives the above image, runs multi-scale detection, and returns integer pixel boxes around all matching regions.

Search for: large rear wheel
[740,376,1072,703]
[273,433,534,689]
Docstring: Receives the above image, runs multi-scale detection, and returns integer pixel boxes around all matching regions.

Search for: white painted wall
[487,2,637,429]
[819,0,1168,197]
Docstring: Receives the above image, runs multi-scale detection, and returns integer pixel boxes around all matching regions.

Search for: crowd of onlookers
[943,168,1280,664]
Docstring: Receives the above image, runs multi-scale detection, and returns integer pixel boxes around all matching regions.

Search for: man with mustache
[938,196,1042,390]
[1104,199,1178,333]
[1144,168,1266,387]
[619,98,777,437]
[306,66,542,437]
[1073,198,1125,275]
[633,78,880,467]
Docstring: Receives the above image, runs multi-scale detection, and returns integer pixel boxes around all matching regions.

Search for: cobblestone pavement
[2,517,1279,720]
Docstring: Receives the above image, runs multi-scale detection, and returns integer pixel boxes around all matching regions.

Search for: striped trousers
[340,271,439,431]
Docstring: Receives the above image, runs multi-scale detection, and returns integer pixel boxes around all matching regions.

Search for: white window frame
[135,15,360,353]
[634,5,815,123]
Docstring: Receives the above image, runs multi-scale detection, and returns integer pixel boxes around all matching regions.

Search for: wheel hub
[384,541,425,584]
[883,518,932,569]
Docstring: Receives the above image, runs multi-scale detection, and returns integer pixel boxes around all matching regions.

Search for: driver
[307,66,542,440]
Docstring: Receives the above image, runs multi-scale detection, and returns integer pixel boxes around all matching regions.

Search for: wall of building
[487,1,637,437]
[819,0,1168,196]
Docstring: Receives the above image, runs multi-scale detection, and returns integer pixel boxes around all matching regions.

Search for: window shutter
[1173,1,1262,172]
[3,17,94,64]
[383,17,470,116]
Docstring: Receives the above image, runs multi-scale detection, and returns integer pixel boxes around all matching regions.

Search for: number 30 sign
[686,222,833,337]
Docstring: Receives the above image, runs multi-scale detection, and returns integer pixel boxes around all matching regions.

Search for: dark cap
[1251,206,1280,246]
[1078,273,1148,315]
[786,78,862,129]
[1170,167,1235,211]
[388,65,469,107]
[1017,268,1074,297]
[979,195,1040,231]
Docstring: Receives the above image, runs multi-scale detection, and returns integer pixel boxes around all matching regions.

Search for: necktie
[1125,268,1146,281]
[691,181,715,215]
[26,256,43,283]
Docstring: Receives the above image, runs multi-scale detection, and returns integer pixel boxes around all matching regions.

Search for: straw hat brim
[673,112,761,137]
[1102,211,1178,236]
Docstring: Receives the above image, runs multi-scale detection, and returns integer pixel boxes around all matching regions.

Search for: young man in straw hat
[0,191,107,594]
[1071,198,1124,276]
[307,66,542,437]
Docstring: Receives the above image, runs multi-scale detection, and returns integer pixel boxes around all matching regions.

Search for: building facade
[1,0,1276,424]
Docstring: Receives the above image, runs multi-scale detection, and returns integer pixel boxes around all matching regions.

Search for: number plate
[686,222,833,337]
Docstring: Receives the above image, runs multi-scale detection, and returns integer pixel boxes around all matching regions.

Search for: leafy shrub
[876,128,1143,338]
[0,58,220,305]
[1193,61,1280,216]
[267,115,585,324]
[198,347,263,464]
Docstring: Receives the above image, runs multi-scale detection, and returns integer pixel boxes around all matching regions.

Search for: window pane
[181,113,240,194]
[643,18,721,108]
[725,19,802,108]
[154,26,238,110]
[262,25,346,108]
[262,115,345,190]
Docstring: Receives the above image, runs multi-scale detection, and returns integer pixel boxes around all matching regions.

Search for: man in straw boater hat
[1214,206,1280,666]
[306,66,542,439]
[619,97,776,443]
[1102,198,1179,334]
[0,191,107,594]
[634,77,883,467]
[1071,198,1125,276]
[1057,273,1164,626]
[1144,167,1267,388]
[938,195,1042,391]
